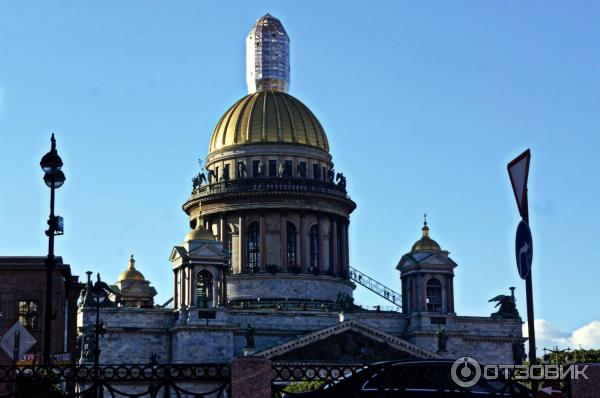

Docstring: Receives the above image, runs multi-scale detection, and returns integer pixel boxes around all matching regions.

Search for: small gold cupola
[185,225,216,242]
[118,254,146,282]
[411,214,442,252]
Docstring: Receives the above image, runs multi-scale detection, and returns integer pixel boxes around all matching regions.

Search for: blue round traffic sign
[515,221,533,279]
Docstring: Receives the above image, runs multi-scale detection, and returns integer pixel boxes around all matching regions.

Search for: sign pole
[12,330,20,395]
[523,195,537,380]
[507,149,537,392]
[12,330,20,368]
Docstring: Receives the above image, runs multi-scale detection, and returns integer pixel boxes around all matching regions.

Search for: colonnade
[204,211,350,278]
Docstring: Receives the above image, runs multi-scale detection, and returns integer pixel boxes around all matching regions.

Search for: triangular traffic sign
[507,149,531,218]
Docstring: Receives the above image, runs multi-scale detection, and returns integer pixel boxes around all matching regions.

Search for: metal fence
[0,363,231,398]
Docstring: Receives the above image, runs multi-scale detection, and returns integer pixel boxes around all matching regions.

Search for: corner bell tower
[397,218,457,317]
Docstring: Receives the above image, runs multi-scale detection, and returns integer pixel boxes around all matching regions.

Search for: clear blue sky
[1,1,598,347]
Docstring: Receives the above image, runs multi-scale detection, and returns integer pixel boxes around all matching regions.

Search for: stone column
[448,276,455,313]
[212,273,219,308]
[299,212,307,270]
[331,217,339,276]
[187,267,193,307]
[231,357,271,398]
[173,270,178,310]
[280,212,287,270]
[415,274,421,313]
[239,214,246,272]
[421,275,427,312]
[317,214,325,273]
[181,269,186,308]
[219,213,225,241]
[259,213,266,270]
[340,219,348,277]
[221,269,228,306]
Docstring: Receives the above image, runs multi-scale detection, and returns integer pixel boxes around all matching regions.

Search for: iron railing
[191,178,350,200]
[349,266,402,309]
[0,363,231,398]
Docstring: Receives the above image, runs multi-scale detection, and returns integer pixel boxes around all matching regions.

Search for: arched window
[287,222,297,268]
[309,225,319,270]
[196,270,213,309]
[426,278,442,313]
[247,222,260,271]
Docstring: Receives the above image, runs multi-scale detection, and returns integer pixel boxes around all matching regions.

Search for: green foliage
[283,380,324,393]
[540,348,600,365]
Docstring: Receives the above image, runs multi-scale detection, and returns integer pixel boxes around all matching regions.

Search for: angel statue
[335,172,347,189]
[207,169,217,184]
[192,173,206,190]
[489,287,520,320]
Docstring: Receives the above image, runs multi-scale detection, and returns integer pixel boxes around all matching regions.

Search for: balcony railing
[191,177,350,200]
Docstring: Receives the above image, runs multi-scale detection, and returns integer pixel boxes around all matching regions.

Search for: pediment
[170,246,188,262]
[120,282,154,295]
[397,252,457,269]
[257,320,439,363]
[187,242,226,259]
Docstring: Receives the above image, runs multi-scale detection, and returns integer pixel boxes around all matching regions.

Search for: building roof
[208,91,329,153]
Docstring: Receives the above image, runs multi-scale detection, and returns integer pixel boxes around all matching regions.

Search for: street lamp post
[89,273,108,398]
[40,134,66,365]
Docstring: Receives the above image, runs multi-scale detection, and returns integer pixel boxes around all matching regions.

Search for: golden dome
[118,255,145,282]
[411,220,441,252]
[208,91,329,153]
[185,226,216,241]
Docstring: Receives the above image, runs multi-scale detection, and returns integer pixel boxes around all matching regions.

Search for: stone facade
[78,304,523,366]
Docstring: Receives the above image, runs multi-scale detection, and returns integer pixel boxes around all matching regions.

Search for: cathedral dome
[118,255,145,282]
[411,222,441,252]
[208,91,329,153]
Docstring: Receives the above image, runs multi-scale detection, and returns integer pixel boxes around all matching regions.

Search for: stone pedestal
[570,363,600,398]
[231,356,271,398]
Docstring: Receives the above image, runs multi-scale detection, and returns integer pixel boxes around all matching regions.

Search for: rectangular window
[223,164,230,181]
[268,160,277,177]
[18,301,38,330]
[322,167,327,181]
[252,160,261,177]
[214,166,219,182]
[313,164,321,180]
[284,160,293,177]
[298,162,307,178]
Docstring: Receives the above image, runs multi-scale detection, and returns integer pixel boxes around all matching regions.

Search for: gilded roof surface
[185,226,216,241]
[411,224,442,252]
[209,91,329,153]
[118,255,145,282]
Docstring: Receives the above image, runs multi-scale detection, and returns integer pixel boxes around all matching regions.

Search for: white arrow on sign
[0,321,37,360]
